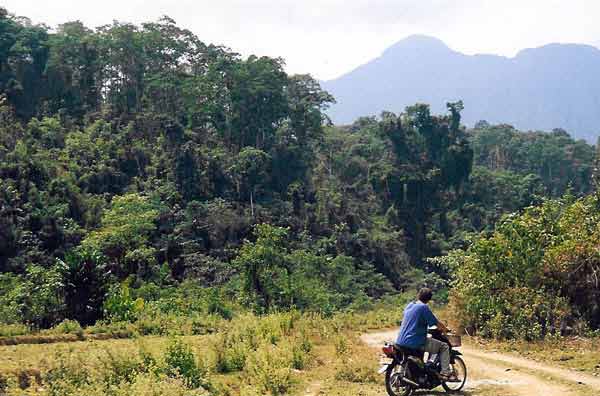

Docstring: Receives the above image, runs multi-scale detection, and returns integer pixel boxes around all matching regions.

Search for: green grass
[0,306,406,396]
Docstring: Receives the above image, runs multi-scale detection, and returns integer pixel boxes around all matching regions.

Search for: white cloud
[3,0,600,79]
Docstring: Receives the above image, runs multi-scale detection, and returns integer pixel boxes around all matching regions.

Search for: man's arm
[424,305,450,333]
[436,320,450,333]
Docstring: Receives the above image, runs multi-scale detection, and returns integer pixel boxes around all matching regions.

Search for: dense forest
[0,8,598,339]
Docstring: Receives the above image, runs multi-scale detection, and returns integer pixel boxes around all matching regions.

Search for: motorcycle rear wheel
[441,356,467,392]
[385,363,413,396]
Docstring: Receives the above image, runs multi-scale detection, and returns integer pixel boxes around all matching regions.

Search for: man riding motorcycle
[395,287,458,382]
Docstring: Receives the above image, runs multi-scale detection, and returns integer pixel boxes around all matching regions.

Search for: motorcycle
[379,328,467,395]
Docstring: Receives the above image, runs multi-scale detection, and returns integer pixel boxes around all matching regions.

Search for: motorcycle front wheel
[385,363,413,396]
[441,356,467,392]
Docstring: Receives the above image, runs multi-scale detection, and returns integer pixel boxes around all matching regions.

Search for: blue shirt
[396,301,438,349]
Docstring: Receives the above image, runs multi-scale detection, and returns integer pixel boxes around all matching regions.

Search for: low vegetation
[0,302,407,396]
[445,193,600,340]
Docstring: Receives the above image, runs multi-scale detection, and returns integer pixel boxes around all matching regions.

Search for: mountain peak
[322,38,600,142]
[382,35,451,56]
[515,42,600,59]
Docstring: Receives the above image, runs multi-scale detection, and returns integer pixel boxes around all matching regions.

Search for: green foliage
[44,352,91,395]
[448,194,600,339]
[244,344,294,396]
[234,224,290,312]
[50,319,83,335]
[164,338,207,389]
[0,323,30,337]
[206,289,233,320]
[470,124,595,196]
[334,335,348,355]
[213,333,250,373]
[100,349,146,385]
[82,193,160,276]
[234,224,392,313]
[104,281,145,322]
[57,248,109,325]
[40,341,212,395]
[0,6,596,337]
[0,265,64,328]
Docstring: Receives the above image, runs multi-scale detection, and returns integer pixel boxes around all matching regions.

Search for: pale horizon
[3,0,599,80]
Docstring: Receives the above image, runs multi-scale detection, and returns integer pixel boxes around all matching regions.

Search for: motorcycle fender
[378,364,389,374]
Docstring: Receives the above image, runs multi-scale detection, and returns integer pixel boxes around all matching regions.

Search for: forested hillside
[0,8,598,334]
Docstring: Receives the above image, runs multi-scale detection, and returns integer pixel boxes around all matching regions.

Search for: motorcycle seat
[394,344,425,360]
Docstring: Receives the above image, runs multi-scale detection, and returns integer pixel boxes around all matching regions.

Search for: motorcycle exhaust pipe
[401,377,419,387]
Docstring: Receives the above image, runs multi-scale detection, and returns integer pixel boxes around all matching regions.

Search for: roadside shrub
[244,344,294,396]
[87,319,137,337]
[447,195,600,339]
[164,338,207,389]
[290,341,310,370]
[234,224,394,314]
[334,335,348,355]
[44,352,90,396]
[0,323,30,337]
[50,319,83,336]
[213,333,250,373]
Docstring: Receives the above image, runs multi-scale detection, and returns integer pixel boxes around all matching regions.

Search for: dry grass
[0,307,405,396]
[5,302,595,396]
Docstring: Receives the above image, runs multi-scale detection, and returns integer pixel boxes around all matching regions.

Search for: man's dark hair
[417,287,433,303]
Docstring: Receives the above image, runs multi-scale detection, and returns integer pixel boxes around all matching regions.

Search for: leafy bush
[104,282,145,322]
[334,335,348,355]
[447,194,600,339]
[164,338,207,389]
[0,373,7,394]
[0,323,30,337]
[244,344,294,396]
[213,333,251,373]
[207,289,234,320]
[50,319,83,336]
[289,340,310,370]
[0,266,64,328]
[44,352,91,396]
[100,350,145,385]
[234,224,393,314]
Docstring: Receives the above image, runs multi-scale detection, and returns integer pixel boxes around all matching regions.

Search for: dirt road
[360,330,600,396]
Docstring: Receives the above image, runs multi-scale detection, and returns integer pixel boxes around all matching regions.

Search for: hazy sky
[3,1,599,80]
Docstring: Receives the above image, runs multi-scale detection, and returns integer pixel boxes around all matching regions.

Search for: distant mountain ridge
[322,35,600,142]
